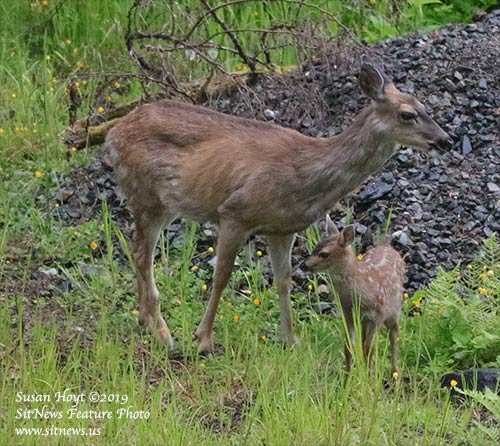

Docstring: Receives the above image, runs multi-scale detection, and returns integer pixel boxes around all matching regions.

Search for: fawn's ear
[359,63,390,102]
[324,214,339,237]
[340,225,355,246]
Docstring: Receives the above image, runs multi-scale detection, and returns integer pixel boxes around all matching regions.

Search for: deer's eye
[400,111,417,122]
[318,252,329,259]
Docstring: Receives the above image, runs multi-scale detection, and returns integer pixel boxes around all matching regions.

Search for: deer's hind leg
[131,205,175,348]
[385,316,399,376]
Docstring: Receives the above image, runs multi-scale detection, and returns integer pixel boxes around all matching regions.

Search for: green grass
[1,1,500,445]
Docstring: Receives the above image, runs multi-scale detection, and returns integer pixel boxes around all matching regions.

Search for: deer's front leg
[195,220,247,353]
[268,233,298,346]
[344,312,355,374]
[362,319,376,371]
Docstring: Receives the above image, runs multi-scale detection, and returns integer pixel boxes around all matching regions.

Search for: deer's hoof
[156,326,175,350]
[194,330,214,355]
[280,332,300,349]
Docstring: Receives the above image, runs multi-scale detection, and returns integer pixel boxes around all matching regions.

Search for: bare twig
[199,0,258,79]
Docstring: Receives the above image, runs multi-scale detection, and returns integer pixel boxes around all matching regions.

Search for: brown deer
[105,62,451,353]
[304,216,405,375]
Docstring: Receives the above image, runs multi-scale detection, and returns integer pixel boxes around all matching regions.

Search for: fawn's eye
[400,111,417,122]
[318,252,329,259]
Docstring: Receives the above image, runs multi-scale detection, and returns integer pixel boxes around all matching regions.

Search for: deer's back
[106,100,330,232]
[336,245,405,324]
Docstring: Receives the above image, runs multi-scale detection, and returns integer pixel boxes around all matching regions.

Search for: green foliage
[1,1,500,444]
[403,235,500,371]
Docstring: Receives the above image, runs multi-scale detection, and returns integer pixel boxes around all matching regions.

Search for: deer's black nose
[435,136,454,152]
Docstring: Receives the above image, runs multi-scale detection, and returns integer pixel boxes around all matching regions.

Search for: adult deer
[106,63,451,353]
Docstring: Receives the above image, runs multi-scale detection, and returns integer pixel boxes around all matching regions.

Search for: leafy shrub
[403,234,500,371]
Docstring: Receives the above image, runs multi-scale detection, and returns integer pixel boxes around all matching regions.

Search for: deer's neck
[326,252,359,306]
[300,106,396,221]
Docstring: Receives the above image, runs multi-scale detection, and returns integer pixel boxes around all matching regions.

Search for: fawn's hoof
[280,332,300,348]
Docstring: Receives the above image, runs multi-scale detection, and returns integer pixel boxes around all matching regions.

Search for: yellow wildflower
[207,246,215,253]
[35,171,44,178]
[201,284,208,292]
[73,47,79,55]
[450,379,458,388]
[42,0,49,6]
[113,81,121,89]
[403,292,409,299]
[233,315,240,321]
[11,93,16,98]
[131,309,139,316]
[65,39,71,45]
[253,298,260,305]
[307,284,313,291]
[199,362,205,368]
[159,326,168,334]
[260,335,267,341]
[438,308,445,316]
[412,299,420,308]
[191,265,199,271]
[70,146,78,153]
[357,254,364,261]
[89,241,98,250]
[392,372,399,380]
[226,302,233,308]
[97,106,105,113]
[0,128,5,135]
[75,60,85,69]
[45,54,51,61]
[256,250,263,257]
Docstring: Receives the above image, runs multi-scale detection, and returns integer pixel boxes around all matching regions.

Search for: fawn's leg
[194,220,247,353]
[344,312,355,374]
[132,210,174,348]
[268,234,298,346]
[385,317,399,376]
[362,319,377,371]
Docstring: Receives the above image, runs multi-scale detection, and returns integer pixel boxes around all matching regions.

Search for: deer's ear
[324,214,339,237]
[359,63,390,102]
[340,225,355,246]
